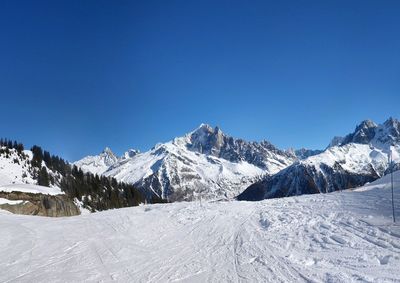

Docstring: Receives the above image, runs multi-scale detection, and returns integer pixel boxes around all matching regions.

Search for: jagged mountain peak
[189,123,224,140]
[193,123,215,132]
[374,117,400,147]
[102,147,114,155]
[357,119,377,129]
[338,117,400,148]
[184,124,295,169]
[74,147,118,176]
[349,119,378,143]
[101,147,117,162]
[382,117,400,134]
[383,117,399,127]
[188,124,225,154]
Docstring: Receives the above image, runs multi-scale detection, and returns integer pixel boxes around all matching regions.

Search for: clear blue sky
[1,0,399,161]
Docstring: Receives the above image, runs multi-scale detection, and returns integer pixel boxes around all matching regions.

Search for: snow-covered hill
[1,171,399,282]
[0,147,62,194]
[0,147,82,216]
[239,118,400,201]
[0,148,34,186]
[75,124,296,201]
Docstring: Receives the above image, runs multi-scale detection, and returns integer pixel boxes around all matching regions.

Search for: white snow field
[0,183,64,196]
[1,173,400,282]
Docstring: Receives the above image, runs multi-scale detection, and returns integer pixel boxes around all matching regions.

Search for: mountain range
[1,117,398,211]
[74,124,297,201]
[238,118,400,201]
[74,117,400,202]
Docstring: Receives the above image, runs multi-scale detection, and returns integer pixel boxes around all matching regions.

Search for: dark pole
[390,151,396,222]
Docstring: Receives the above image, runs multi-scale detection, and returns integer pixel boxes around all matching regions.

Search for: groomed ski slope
[1,174,400,282]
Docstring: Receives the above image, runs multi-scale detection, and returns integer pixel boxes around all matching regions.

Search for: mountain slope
[0,141,150,215]
[75,124,296,201]
[0,145,63,191]
[239,118,400,201]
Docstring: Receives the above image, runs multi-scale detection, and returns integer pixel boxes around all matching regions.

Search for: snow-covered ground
[0,183,64,196]
[0,149,35,186]
[1,173,400,282]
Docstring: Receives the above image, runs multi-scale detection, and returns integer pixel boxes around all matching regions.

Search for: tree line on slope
[1,138,167,211]
[0,138,24,154]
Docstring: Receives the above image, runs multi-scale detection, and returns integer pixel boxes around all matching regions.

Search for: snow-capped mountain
[327,117,400,149]
[74,147,119,176]
[75,124,296,201]
[238,118,400,201]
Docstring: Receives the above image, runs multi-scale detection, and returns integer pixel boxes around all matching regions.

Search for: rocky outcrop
[187,124,296,170]
[0,191,80,217]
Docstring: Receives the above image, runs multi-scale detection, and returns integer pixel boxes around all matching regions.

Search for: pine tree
[31,145,43,168]
[16,143,24,154]
[38,166,50,187]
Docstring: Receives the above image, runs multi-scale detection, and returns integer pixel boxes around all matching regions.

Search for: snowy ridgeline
[0,172,399,282]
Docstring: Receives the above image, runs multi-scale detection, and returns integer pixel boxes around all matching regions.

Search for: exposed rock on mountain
[334,117,400,148]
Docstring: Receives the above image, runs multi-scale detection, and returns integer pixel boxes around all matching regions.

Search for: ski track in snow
[1,185,400,282]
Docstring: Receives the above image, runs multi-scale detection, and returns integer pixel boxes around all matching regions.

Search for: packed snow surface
[0,184,63,196]
[1,173,400,282]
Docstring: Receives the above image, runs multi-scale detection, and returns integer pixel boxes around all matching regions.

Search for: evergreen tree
[16,143,24,154]
[31,145,43,168]
[38,166,50,187]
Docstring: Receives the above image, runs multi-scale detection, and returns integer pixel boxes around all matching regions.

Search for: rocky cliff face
[0,191,80,217]
[187,124,295,169]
